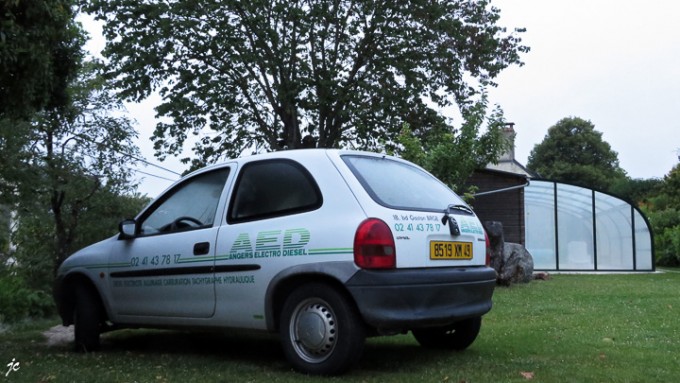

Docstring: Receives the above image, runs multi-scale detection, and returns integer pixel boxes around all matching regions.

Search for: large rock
[484,221,505,273]
[484,221,534,286]
[500,243,534,285]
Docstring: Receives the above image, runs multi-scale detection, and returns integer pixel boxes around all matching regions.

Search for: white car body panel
[55,149,496,366]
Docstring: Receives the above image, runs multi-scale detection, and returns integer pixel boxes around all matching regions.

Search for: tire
[73,285,103,352]
[280,283,365,375]
[412,317,482,350]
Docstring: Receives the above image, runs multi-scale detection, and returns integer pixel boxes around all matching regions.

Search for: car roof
[186,149,395,175]
[154,149,419,200]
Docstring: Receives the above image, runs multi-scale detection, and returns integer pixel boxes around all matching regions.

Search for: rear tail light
[484,230,491,267]
[354,218,396,269]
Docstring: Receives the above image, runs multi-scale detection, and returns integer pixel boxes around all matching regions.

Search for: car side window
[139,168,230,236]
[228,159,322,223]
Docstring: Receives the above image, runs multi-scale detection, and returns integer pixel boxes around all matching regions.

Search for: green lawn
[2,272,679,382]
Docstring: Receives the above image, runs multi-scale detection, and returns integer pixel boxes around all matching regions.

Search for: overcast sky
[488,0,679,180]
[82,0,680,197]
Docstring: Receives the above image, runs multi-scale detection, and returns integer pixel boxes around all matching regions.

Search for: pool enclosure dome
[525,179,653,271]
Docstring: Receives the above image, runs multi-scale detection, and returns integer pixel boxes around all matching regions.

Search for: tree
[0,204,9,260]
[0,0,83,119]
[642,164,680,266]
[1,0,85,210]
[609,177,663,207]
[392,91,508,192]
[87,0,528,167]
[527,117,626,191]
[12,188,149,292]
[0,4,146,320]
[8,60,143,279]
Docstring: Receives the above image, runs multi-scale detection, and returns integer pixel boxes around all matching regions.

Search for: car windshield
[342,155,466,211]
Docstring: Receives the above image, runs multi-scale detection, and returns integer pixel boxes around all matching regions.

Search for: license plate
[430,241,472,260]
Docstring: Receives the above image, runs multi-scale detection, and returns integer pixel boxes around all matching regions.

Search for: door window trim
[133,167,231,238]
[227,159,323,224]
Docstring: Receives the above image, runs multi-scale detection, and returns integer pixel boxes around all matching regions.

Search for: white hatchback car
[54,149,496,375]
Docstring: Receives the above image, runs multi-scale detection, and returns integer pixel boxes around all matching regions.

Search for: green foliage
[644,164,680,266]
[1,0,84,206]
[87,0,528,167]
[660,163,680,204]
[0,205,9,259]
[0,0,84,119]
[655,225,680,266]
[527,117,626,192]
[0,4,149,323]
[0,60,148,312]
[0,268,54,323]
[12,188,149,293]
[609,177,663,205]
[601,165,679,267]
[390,92,508,192]
[6,60,143,277]
[2,184,148,322]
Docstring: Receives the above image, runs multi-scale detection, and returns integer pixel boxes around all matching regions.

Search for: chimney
[500,122,516,162]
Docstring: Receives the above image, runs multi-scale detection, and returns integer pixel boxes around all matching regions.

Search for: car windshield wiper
[440,204,473,236]
[445,204,473,215]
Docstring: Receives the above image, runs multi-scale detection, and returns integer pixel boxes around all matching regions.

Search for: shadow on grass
[103,329,285,365]
[89,328,453,374]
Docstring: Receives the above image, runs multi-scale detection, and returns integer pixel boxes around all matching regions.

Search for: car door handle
[193,242,210,256]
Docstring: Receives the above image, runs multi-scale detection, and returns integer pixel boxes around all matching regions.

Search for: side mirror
[118,219,137,239]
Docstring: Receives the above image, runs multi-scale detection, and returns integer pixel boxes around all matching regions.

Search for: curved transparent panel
[524,180,653,271]
[634,209,653,270]
[557,184,594,270]
[524,181,556,269]
[595,192,633,270]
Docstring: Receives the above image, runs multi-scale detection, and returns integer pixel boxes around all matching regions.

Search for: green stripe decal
[177,256,213,263]
[308,248,353,255]
[106,263,131,269]
[68,246,353,272]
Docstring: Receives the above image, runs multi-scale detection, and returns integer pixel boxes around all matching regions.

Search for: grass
[2,272,679,382]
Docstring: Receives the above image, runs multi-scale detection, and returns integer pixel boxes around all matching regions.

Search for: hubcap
[290,298,337,363]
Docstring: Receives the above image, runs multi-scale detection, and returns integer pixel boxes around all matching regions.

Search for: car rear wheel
[280,283,365,375]
[412,316,482,350]
[73,285,103,352]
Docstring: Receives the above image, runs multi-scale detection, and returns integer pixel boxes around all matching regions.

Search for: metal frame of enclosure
[524,180,654,271]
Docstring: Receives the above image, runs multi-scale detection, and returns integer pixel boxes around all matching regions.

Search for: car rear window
[342,155,465,211]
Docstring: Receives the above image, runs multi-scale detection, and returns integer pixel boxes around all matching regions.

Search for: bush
[639,164,680,267]
[0,268,54,324]
[656,225,680,267]
[645,206,680,267]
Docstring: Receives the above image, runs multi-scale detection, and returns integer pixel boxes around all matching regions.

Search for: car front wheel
[73,285,103,352]
[280,283,365,375]
[412,316,482,350]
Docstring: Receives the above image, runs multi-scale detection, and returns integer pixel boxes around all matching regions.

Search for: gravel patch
[43,325,74,347]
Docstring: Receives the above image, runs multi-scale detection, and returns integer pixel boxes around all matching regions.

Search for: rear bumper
[345,266,496,330]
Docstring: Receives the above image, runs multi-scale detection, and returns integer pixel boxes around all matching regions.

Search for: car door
[212,158,326,328]
[108,166,232,318]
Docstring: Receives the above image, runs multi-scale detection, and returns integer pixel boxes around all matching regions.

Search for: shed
[465,168,529,245]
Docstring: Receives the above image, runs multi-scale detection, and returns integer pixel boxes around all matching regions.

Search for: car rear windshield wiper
[445,204,474,215]
[440,204,474,236]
